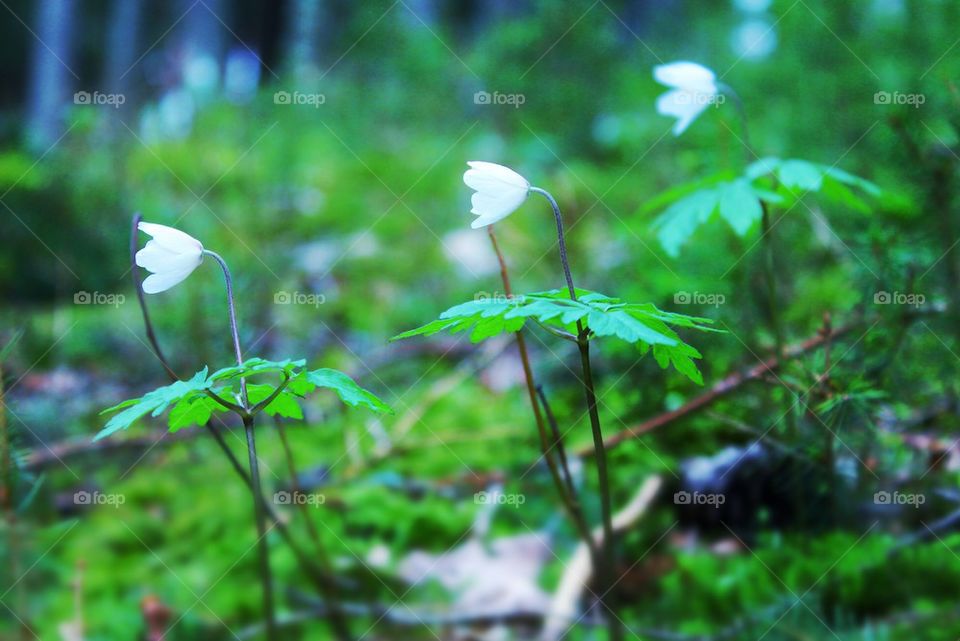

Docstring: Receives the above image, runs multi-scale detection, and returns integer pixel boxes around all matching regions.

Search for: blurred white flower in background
[733,0,772,11]
[135,222,204,293]
[731,19,778,60]
[463,161,530,228]
[653,61,720,136]
[443,229,499,276]
[224,48,262,104]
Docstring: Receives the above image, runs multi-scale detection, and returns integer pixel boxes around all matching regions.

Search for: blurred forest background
[3,0,960,639]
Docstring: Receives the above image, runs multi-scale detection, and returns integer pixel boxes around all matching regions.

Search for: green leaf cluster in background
[649,158,881,256]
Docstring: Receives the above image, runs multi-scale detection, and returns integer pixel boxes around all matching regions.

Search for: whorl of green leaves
[95,358,392,441]
[392,288,718,384]
[647,157,881,256]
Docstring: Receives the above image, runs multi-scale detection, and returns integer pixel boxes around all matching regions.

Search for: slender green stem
[529,187,577,299]
[720,99,794,436]
[485,226,599,562]
[760,205,784,359]
[205,421,338,596]
[576,337,621,638]
[203,250,246,377]
[529,188,622,641]
[718,90,787,363]
[244,414,277,640]
[206,249,276,640]
[718,82,752,167]
[275,418,352,641]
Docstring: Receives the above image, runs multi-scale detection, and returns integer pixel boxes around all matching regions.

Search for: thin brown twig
[536,385,577,500]
[588,318,861,455]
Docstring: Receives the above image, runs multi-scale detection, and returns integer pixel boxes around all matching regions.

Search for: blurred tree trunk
[103,0,144,116]
[180,0,226,60]
[25,0,77,151]
[403,0,438,25]
[283,0,329,81]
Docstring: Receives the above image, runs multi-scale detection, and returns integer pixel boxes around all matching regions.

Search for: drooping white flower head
[463,161,530,228]
[653,61,720,136]
[135,222,204,293]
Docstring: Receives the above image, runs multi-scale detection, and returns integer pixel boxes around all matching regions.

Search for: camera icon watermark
[474,490,526,508]
[274,291,326,307]
[873,91,925,108]
[273,90,326,108]
[873,291,925,307]
[473,90,526,109]
[74,291,125,308]
[675,91,725,107]
[74,490,126,507]
[874,490,925,507]
[474,290,512,303]
[273,491,326,506]
[674,490,725,508]
[74,90,126,109]
[674,291,725,307]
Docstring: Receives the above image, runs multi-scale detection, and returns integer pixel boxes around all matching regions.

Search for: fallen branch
[24,429,200,470]
[585,319,861,455]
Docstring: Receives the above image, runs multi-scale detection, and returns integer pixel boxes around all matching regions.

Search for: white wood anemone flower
[653,61,721,136]
[135,222,205,293]
[463,161,531,228]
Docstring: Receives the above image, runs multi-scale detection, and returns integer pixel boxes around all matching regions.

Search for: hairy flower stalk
[203,249,277,641]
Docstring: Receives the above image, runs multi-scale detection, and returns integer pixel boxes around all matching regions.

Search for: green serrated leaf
[824,166,881,197]
[95,367,211,441]
[306,369,392,414]
[246,384,304,419]
[652,187,721,257]
[168,395,219,432]
[390,318,460,340]
[394,289,716,382]
[636,172,734,216]
[777,159,825,191]
[718,178,763,236]
[745,156,781,180]
[209,357,305,382]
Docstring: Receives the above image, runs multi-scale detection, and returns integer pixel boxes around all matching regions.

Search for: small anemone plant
[393,161,718,639]
[649,60,881,439]
[98,215,392,640]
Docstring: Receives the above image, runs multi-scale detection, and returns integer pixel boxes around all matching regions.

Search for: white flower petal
[653,61,720,136]
[138,221,204,254]
[470,189,528,224]
[141,265,198,294]
[462,161,530,228]
[135,240,203,273]
[656,89,711,135]
[136,221,205,294]
[653,61,716,92]
[464,161,529,191]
